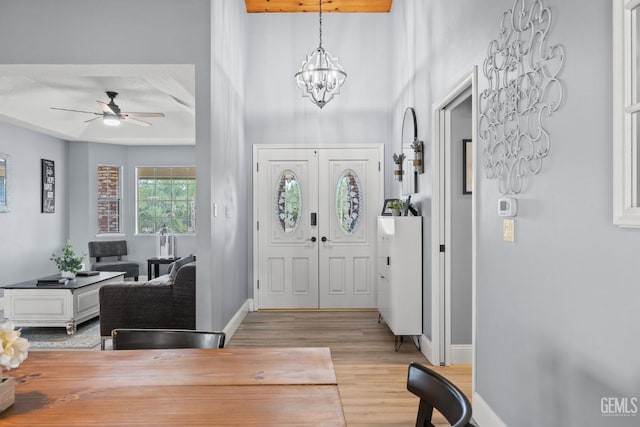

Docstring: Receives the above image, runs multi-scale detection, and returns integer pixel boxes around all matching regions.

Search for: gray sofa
[98,261,196,349]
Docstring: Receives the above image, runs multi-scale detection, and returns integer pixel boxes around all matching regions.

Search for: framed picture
[380,196,412,216]
[462,139,472,194]
[381,199,399,216]
[41,159,55,213]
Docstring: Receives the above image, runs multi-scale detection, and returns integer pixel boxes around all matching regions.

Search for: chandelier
[294,0,347,109]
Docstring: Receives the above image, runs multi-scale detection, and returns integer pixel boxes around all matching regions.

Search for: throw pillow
[168,254,195,282]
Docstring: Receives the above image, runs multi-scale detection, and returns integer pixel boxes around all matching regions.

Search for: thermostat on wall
[498,197,517,217]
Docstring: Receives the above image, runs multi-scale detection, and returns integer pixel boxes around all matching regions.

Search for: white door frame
[430,67,477,392]
[252,143,385,311]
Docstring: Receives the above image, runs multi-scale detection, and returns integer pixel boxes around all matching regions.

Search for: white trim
[450,344,473,364]
[472,392,509,427]
[252,145,259,309]
[430,67,478,391]
[0,296,4,312]
[613,0,640,226]
[222,298,252,343]
[254,143,385,150]
[419,334,437,365]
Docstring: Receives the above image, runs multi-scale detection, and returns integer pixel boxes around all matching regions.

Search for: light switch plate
[503,218,515,242]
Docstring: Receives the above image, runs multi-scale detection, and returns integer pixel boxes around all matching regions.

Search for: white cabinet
[377,216,422,343]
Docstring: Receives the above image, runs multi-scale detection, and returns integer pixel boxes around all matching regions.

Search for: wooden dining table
[0,347,346,426]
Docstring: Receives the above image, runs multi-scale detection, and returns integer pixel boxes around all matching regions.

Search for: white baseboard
[472,392,508,427]
[222,298,252,343]
[451,344,473,364]
[420,334,438,365]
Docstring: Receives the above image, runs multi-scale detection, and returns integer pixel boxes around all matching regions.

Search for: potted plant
[50,243,85,278]
[392,153,406,181]
[387,199,406,216]
[410,139,424,173]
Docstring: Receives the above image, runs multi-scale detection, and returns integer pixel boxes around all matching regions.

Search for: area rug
[18,317,101,350]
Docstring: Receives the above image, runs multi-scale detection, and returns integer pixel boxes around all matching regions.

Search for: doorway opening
[430,68,477,393]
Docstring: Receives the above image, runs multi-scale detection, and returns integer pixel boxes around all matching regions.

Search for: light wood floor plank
[227,310,472,426]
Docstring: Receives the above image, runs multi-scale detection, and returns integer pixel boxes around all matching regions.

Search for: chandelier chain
[318,0,323,49]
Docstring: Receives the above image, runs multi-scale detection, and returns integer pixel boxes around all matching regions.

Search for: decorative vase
[0,376,15,413]
[413,151,424,173]
[60,270,75,279]
[393,166,404,181]
[391,209,401,216]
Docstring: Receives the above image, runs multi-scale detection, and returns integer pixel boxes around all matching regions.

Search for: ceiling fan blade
[121,112,166,118]
[84,117,103,123]
[122,117,152,127]
[97,101,116,115]
[50,107,101,115]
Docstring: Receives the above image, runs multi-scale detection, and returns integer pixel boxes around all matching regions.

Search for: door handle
[306,237,317,242]
[321,236,331,242]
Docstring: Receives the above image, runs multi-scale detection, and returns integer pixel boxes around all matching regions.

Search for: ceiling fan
[50,91,165,127]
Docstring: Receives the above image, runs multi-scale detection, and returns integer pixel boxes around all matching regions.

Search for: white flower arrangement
[0,320,29,372]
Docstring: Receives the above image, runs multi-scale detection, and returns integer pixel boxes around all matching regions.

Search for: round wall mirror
[401,107,417,147]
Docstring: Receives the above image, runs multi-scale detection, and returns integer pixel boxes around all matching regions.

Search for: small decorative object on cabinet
[377,215,422,350]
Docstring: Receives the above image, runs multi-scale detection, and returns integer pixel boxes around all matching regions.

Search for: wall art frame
[41,159,55,213]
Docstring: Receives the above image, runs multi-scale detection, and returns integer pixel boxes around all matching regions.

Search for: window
[97,165,122,234]
[273,169,302,234]
[136,167,196,234]
[614,0,640,225]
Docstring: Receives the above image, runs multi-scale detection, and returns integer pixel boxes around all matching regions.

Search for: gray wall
[210,1,249,326]
[0,123,68,287]
[390,0,434,339]
[68,142,197,278]
[245,13,391,153]
[392,0,640,425]
[450,98,472,346]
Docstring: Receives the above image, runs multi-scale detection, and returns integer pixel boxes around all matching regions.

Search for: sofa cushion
[147,274,172,286]
[169,254,195,282]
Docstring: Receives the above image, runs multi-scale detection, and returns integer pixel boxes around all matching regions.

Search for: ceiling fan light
[103,114,121,127]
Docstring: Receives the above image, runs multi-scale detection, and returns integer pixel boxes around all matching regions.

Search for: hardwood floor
[227,310,472,426]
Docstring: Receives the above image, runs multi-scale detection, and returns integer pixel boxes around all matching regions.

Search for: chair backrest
[112,328,225,350]
[407,362,473,427]
[88,240,128,260]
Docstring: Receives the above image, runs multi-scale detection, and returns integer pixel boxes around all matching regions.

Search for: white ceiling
[0,64,195,145]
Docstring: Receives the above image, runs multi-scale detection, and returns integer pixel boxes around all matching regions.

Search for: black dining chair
[407,361,473,427]
[111,328,226,350]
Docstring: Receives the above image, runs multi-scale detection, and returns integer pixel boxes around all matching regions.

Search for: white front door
[256,148,319,309]
[317,148,380,308]
[255,145,383,309]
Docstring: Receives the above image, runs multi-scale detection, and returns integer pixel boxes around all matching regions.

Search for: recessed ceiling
[245,0,392,13]
[0,64,195,146]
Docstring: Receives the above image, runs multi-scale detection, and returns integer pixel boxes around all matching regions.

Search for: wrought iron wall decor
[479,0,564,194]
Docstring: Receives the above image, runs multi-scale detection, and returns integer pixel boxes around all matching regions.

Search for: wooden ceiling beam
[245,0,393,13]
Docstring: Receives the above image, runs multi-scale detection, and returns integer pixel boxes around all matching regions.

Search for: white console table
[2,272,125,334]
